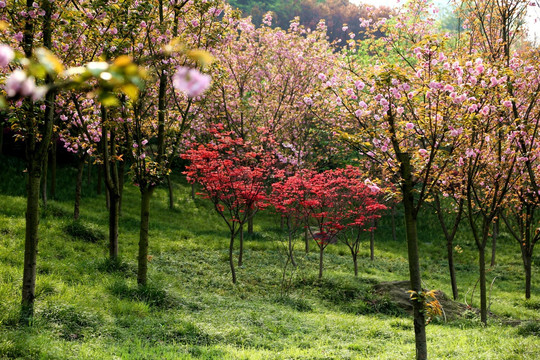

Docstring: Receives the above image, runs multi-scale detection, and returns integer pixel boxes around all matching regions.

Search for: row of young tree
[1,1,539,359]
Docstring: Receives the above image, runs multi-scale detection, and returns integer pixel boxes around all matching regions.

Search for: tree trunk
[191,182,195,200]
[137,188,154,286]
[108,190,119,260]
[491,220,498,267]
[73,156,86,220]
[105,186,110,210]
[318,246,324,279]
[447,239,458,300]
[50,140,56,200]
[304,227,309,253]
[40,152,48,207]
[247,212,253,235]
[391,204,397,241]
[523,250,532,299]
[0,124,3,155]
[400,153,427,360]
[167,174,174,210]
[118,159,125,215]
[229,232,236,283]
[352,250,358,277]
[238,224,244,267]
[370,220,375,261]
[479,243,487,324]
[21,170,40,323]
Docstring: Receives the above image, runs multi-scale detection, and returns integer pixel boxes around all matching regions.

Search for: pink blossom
[406,122,414,130]
[141,139,148,146]
[418,149,428,156]
[0,44,14,67]
[4,70,36,98]
[172,67,211,98]
[502,100,512,108]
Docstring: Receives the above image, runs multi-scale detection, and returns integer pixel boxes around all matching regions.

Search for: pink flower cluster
[172,67,211,98]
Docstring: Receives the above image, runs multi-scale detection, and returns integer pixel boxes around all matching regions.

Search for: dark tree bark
[304,227,309,253]
[318,245,324,279]
[391,203,397,241]
[247,211,254,235]
[40,151,48,206]
[0,122,3,155]
[118,158,125,215]
[370,219,376,261]
[229,232,237,284]
[167,174,174,210]
[73,154,88,220]
[238,224,244,267]
[101,107,121,260]
[21,0,55,323]
[50,137,57,199]
[434,194,463,301]
[399,152,427,360]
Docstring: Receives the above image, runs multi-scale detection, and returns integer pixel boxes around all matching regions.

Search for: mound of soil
[373,280,470,321]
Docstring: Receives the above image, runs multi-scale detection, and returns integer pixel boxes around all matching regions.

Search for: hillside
[0,154,539,359]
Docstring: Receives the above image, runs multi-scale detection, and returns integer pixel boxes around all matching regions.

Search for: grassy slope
[0,154,539,359]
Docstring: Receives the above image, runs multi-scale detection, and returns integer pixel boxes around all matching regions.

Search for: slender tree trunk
[20,0,56,324]
[118,159,125,216]
[304,227,309,253]
[40,152,48,207]
[370,220,375,261]
[167,174,174,210]
[105,186,110,210]
[73,156,86,220]
[247,212,253,235]
[491,220,498,267]
[238,224,244,267]
[137,187,154,286]
[523,250,532,299]
[391,204,397,241]
[400,153,427,360]
[479,241,487,324]
[50,139,56,199]
[318,246,324,279]
[352,249,358,277]
[448,240,458,300]
[0,124,3,155]
[229,232,236,283]
[280,216,284,231]
[21,170,40,323]
[191,182,195,200]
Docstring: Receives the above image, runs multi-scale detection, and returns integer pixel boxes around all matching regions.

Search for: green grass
[0,154,539,359]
